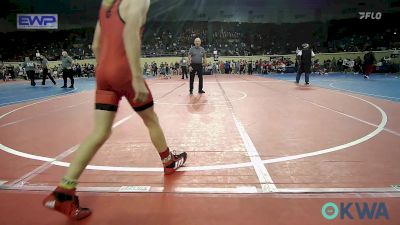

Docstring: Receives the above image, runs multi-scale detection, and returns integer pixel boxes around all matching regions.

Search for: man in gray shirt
[22,56,36,86]
[188,38,207,94]
[61,51,74,88]
[40,55,56,85]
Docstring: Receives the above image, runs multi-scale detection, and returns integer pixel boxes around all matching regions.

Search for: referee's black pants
[27,70,36,86]
[189,63,203,92]
[42,68,56,85]
[296,66,311,84]
[62,68,74,87]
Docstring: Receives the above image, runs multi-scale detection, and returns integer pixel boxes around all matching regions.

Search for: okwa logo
[322,202,389,220]
[359,12,382,20]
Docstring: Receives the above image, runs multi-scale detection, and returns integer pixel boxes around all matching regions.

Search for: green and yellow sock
[59,177,78,190]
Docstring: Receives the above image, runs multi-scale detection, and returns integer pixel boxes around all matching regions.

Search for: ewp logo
[359,12,382,20]
[17,14,58,30]
[322,202,389,220]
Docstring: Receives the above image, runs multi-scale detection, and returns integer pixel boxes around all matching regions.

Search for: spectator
[363,51,376,79]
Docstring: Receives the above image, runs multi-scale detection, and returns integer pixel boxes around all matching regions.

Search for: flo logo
[321,202,389,220]
[359,12,382,20]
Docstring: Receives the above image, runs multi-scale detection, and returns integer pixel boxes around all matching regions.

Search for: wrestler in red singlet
[95,0,153,112]
[42,0,187,220]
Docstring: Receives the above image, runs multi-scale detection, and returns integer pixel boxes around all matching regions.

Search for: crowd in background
[0,18,399,62]
[1,16,399,81]
[0,58,95,82]
[2,50,399,82]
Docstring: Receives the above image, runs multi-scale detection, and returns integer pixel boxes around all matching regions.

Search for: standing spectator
[342,59,349,73]
[165,62,170,76]
[212,63,218,74]
[296,43,315,85]
[255,60,260,74]
[180,57,188,79]
[0,60,3,78]
[219,61,225,74]
[234,61,239,74]
[247,60,253,75]
[258,58,263,73]
[348,59,355,74]
[354,56,363,74]
[224,60,231,74]
[363,51,376,79]
[75,64,82,77]
[170,63,175,76]
[174,61,180,76]
[18,64,25,79]
[239,60,245,75]
[159,62,166,77]
[0,63,5,82]
[337,58,343,72]
[331,57,337,72]
[323,60,331,73]
[6,64,16,80]
[152,62,158,76]
[143,62,148,75]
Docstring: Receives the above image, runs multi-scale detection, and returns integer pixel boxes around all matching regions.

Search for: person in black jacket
[295,43,315,85]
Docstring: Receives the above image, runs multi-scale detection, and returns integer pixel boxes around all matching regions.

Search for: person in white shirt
[296,43,315,85]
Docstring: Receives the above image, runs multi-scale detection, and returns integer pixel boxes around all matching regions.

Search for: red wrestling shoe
[163,151,187,175]
[42,187,91,220]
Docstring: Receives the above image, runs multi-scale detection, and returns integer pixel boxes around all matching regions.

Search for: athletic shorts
[95,77,153,112]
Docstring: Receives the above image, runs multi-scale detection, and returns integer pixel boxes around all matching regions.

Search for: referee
[40,55,56,85]
[61,51,74,88]
[188,38,207,95]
